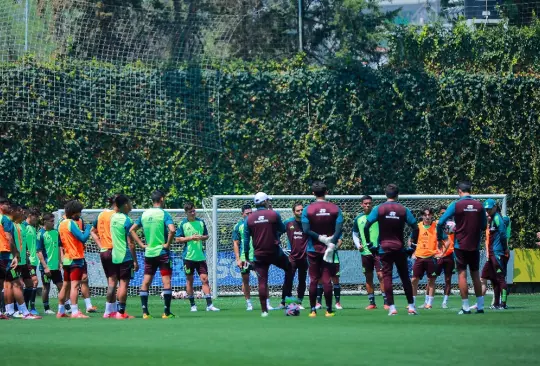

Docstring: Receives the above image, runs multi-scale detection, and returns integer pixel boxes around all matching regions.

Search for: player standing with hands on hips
[437,181,487,315]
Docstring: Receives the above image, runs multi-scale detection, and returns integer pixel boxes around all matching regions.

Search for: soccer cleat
[12,311,23,319]
[365,304,377,310]
[103,312,117,319]
[442,302,449,309]
[116,312,135,319]
[476,309,485,314]
[0,313,10,320]
[23,313,42,320]
[383,304,390,310]
[206,305,220,312]
[309,311,317,318]
[44,309,56,315]
[246,304,253,311]
[470,304,478,310]
[190,306,198,312]
[335,302,343,310]
[408,308,419,315]
[162,313,176,319]
[325,311,335,317]
[30,309,39,316]
[420,303,428,309]
[499,304,508,310]
[267,304,275,311]
[489,305,498,310]
[277,304,286,310]
[457,309,472,315]
[388,310,398,316]
[424,304,432,310]
[298,305,305,310]
[142,313,153,319]
[261,312,269,317]
[315,303,322,310]
[86,306,98,313]
[56,313,70,319]
[71,312,90,319]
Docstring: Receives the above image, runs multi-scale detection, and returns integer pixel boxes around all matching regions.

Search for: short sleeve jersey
[301,201,343,254]
[23,222,39,266]
[136,208,174,258]
[353,213,380,256]
[176,218,208,261]
[232,219,254,261]
[0,214,14,253]
[245,208,285,258]
[111,212,134,264]
[366,201,416,253]
[415,223,438,258]
[93,209,115,251]
[283,217,309,261]
[37,228,60,271]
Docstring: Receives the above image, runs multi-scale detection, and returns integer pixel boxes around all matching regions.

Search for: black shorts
[183,260,208,276]
[116,261,134,281]
[18,264,37,280]
[144,253,172,277]
[454,249,480,272]
[362,254,383,274]
[100,250,115,278]
[41,269,63,284]
[0,259,19,281]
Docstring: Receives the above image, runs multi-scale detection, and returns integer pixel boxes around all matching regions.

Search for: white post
[24,0,29,52]
[298,0,303,52]
[211,195,218,298]
[501,194,508,216]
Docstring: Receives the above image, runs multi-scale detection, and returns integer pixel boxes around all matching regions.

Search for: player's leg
[22,271,33,308]
[115,262,134,319]
[12,276,37,318]
[454,249,472,313]
[184,260,197,311]
[493,255,508,309]
[442,256,454,308]
[69,266,88,318]
[395,252,416,315]
[363,255,377,309]
[424,258,437,309]
[316,280,323,309]
[41,270,53,314]
[411,258,422,307]
[308,254,322,316]
[375,254,388,308]
[29,267,39,314]
[332,266,342,310]
[80,270,97,313]
[101,250,117,317]
[321,263,334,316]
[199,262,219,311]
[380,253,398,315]
[241,271,252,310]
[297,260,308,309]
[275,253,294,308]
[469,250,484,313]
[57,266,70,318]
[140,256,156,317]
[253,260,270,316]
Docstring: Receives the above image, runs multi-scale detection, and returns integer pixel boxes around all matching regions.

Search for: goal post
[202,194,509,298]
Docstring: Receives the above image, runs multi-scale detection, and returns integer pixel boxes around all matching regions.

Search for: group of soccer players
[0,178,510,319]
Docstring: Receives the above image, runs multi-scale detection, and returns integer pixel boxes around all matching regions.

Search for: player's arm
[352,216,363,251]
[406,208,419,243]
[199,220,209,241]
[164,212,175,249]
[495,214,508,254]
[69,221,91,243]
[232,224,242,267]
[126,219,139,271]
[276,212,286,236]
[436,202,456,240]
[330,208,344,244]
[300,206,329,244]
[90,216,103,249]
[5,228,19,268]
[243,217,251,260]
[363,206,379,245]
[175,221,191,243]
[36,230,50,275]
[129,222,147,250]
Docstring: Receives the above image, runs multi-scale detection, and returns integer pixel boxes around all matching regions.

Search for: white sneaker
[44,309,56,315]
[206,305,220,312]
[420,303,428,309]
[442,302,448,309]
[267,304,275,311]
[315,303,322,310]
[261,312,269,317]
[190,306,197,312]
[298,305,305,310]
[246,304,253,311]
[470,304,478,310]
[12,311,23,318]
[277,304,286,310]
[335,302,343,310]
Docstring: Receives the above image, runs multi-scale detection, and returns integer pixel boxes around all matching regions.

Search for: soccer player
[110,195,139,319]
[91,194,118,318]
[353,195,387,310]
[482,199,509,309]
[22,208,40,315]
[57,200,92,318]
[435,206,456,309]
[37,213,63,315]
[232,204,255,311]
[244,192,293,317]
[176,201,219,312]
[284,203,309,310]
[364,184,419,316]
[437,181,487,314]
[129,190,176,319]
[301,181,343,317]
[330,237,343,309]
[0,201,40,319]
[410,208,439,310]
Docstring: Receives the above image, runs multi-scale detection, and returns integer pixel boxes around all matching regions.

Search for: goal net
[0,0,240,150]
[45,194,507,298]
[202,194,508,297]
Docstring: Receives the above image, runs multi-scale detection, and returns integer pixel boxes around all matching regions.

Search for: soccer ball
[445,220,456,234]
[285,304,301,316]
[194,291,204,299]
[173,290,187,299]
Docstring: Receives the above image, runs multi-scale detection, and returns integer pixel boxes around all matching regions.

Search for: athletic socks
[140,291,149,315]
[477,296,484,310]
[163,289,172,315]
[5,303,14,315]
[443,295,449,304]
[58,304,65,314]
[84,297,93,310]
[71,304,80,315]
[18,302,30,316]
[246,299,252,306]
[427,296,434,306]
[118,303,126,315]
[316,284,323,304]
[333,284,341,303]
[462,299,470,311]
[43,301,50,311]
[23,288,32,307]
[412,295,416,306]
[105,302,114,315]
[65,299,71,311]
[30,288,37,310]
[188,295,196,307]
[424,293,429,305]
[204,294,212,307]
[382,294,388,305]
[368,293,375,305]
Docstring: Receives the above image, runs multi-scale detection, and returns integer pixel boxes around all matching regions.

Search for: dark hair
[151,190,165,203]
[64,200,84,218]
[108,193,120,206]
[422,207,434,215]
[361,195,372,202]
[0,197,10,205]
[311,180,327,197]
[385,184,399,199]
[292,202,303,211]
[114,194,130,209]
[457,180,472,193]
[42,213,55,222]
[438,205,447,212]
[184,201,195,211]
[241,204,252,213]
[28,208,41,217]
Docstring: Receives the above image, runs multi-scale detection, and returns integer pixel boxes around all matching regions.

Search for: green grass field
[4,295,540,366]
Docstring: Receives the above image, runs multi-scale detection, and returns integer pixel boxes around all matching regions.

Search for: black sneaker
[499,304,508,310]
[458,309,472,315]
[476,309,484,314]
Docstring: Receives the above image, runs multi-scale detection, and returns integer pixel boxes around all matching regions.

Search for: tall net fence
[0,0,241,149]
[202,194,508,298]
